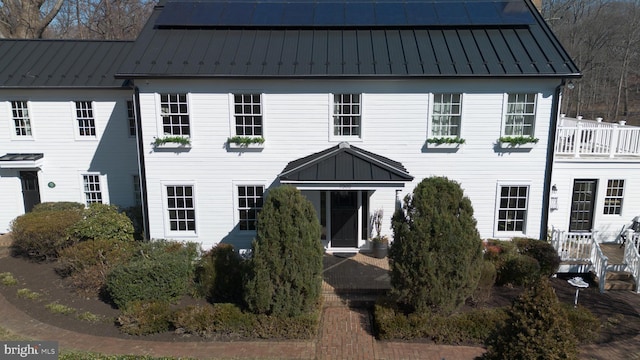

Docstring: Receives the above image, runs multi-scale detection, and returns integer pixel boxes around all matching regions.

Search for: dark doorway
[331,191,358,247]
[19,171,41,213]
[569,179,597,232]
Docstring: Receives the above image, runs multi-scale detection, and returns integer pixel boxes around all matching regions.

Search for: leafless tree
[0,0,64,38]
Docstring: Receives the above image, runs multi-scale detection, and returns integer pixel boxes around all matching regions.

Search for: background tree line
[2,0,639,124]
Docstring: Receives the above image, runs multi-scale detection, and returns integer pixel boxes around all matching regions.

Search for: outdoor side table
[567,277,589,307]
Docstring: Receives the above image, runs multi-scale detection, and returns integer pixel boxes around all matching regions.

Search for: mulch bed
[0,252,638,344]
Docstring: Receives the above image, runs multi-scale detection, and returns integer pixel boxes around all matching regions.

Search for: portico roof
[0,153,44,169]
[279,142,413,184]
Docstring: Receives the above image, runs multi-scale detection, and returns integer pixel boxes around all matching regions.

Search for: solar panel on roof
[154,0,535,28]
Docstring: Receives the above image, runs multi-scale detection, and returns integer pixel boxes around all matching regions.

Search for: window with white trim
[333,93,361,137]
[431,93,462,137]
[604,179,624,215]
[497,185,529,232]
[83,174,103,205]
[160,93,189,136]
[11,101,32,137]
[504,93,536,136]
[166,185,196,232]
[127,100,136,137]
[238,185,264,231]
[233,94,262,137]
[76,101,96,137]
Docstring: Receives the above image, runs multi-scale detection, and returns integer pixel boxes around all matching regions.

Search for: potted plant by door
[372,235,389,259]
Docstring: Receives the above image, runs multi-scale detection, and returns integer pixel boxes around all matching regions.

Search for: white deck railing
[551,229,608,293]
[623,230,640,294]
[555,117,640,158]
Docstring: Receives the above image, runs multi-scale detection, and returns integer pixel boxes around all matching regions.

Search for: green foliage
[244,185,323,317]
[482,279,578,360]
[123,205,144,239]
[10,209,83,260]
[0,272,18,286]
[563,304,600,344]
[117,301,172,335]
[472,260,497,304]
[152,136,190,146]
[227,136,265,145]
[68,203,135,242]
[498,136,539,145]
[16,288,41,300]
[513,238,560,278]
[426,137,466,144]
[105,241,198,308]
[32,202,84,212]
[251,312,319,339]
[172,303,253,338]
[195,244,244,303]
[374,300,508,343]
[389,176,483,314]
[57,238,138,295]
[499,255,541,286]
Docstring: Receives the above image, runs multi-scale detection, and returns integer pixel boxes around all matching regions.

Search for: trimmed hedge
[10,209,83,260]
[32,202,84,212]
[513,238,561,278]
[68,203,135,242]
[105,241,198,308]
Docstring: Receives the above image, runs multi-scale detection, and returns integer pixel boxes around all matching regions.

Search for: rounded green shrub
[483,279,578,360]
[389,176,483,314]
[117,300,172,335]
[243,185,323,317]
[497,255,540,286]
[514,237,560,278]
[10,209,83,260]
[105,241,197,308]
[32,202,84,212]
[56,238,138,295]
[172,303,252,338]
[68,203,135,242]
[195,243,244,303]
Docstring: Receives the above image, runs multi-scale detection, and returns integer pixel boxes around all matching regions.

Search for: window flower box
[227,136,265,150]
[152,136,191,149]
[498,136,538,149]
[426,137,465,149]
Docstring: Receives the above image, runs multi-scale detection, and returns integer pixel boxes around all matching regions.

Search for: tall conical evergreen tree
[389,176,482,314]
[244,185,323,316]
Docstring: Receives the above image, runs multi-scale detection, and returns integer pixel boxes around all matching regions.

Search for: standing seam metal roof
[116,0,580,78]
[0,40,133,88]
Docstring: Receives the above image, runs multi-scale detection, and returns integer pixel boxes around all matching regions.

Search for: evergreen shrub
[482,279,578,360]
[32,202,84,212]
[498,255,541,286]
[513,237,561,278]
[389,176,483,314]
[68,203,135,242]
[195,244,244,303]
[172,303,253,338]
[105,241,198,308]
[244,185,323,317]
[117,301,172,335]
[10,209,83,260]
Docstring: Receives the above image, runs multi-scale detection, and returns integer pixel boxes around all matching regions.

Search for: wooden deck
[601,243,625,265]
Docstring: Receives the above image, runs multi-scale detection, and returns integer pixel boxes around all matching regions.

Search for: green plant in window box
[152,136,191,146]
[227,136,265,146]
[426,137,466,145]
[498,136,539,146]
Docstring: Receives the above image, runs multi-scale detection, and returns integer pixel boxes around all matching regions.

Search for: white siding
[139,78,561,250]
[0,90,139,232]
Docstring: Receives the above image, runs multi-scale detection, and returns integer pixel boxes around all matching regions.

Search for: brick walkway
[0,250,638,359]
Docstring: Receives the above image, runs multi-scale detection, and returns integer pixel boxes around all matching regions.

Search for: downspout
[540,79,566,240]
[133,84,150,240]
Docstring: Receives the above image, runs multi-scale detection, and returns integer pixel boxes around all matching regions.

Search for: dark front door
[569,179,597,232]
[331,191,358,247]
[19,171,41,212]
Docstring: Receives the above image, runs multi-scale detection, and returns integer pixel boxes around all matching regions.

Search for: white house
[113,0,580,251]
[0,0,584,254]
[0,40,140,231]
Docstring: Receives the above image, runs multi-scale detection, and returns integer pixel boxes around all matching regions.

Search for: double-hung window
[83,174,103,205]
[497,185,529,233]
[238,185,264,231]
[233,94,262,137]
[11,101,32,137]
[76,101,96,137]
[604,179,625,215]
[504,93,536,136]
[166,185,196,232]
[333,94,361,138]
[431,93,462,137]
[160,93,189,136]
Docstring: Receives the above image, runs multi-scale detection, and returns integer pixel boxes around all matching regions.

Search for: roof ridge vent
[339,142,350,149]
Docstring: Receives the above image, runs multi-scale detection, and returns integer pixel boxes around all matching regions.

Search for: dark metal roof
[117,0,580,79]
[0,40,133,88]
[279,142,413,183]
[0,153,44,162]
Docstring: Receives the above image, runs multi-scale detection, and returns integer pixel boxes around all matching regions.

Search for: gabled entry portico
[279,142,413,251]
